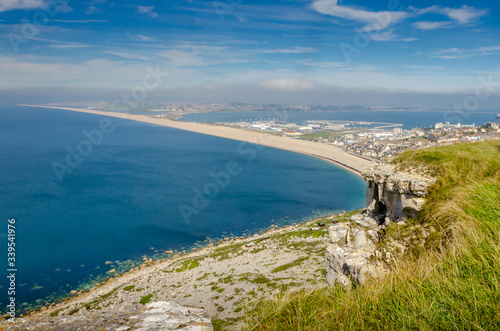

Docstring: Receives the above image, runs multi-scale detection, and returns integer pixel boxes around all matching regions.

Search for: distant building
[435,122,475,129]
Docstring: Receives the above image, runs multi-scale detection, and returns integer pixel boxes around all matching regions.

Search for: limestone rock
[0,301,213,331]
[351,214,378,228]
[367,229,381,243]
[132,301,213,331]
[354,230,373,250]
[328,224,349,244]
[362,164,435,222]
[325,245,376,288]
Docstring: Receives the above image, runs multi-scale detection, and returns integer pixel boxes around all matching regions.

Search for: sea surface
[0,105,366,313]
[180,110,499,129]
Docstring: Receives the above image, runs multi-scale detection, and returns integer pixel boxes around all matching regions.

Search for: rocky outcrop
[131,301,213,331]
[1,301,213,331]
[363,164,435,223]
[326,164,435,288]
[325,214,384,289]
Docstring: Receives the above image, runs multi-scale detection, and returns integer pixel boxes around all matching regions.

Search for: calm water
[0,105,365,313]
[180,110,499,129]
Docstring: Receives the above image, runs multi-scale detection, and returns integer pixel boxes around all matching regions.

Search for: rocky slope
[325,164,436,289]
[1,217,338,330]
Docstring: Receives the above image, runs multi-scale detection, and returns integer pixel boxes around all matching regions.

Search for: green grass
[49,308,65,317]
[139,294,153,305]
[252,275,272,284]
[299,132,337,141]
[271,257,309,273]
[123,285,135,291]
[248,141,500,330]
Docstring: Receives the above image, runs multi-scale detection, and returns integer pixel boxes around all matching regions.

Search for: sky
[1,0,500,107]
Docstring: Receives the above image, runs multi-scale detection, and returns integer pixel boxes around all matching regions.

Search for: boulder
[351,214,378,228]
[367,229,381,243]
[325,245,375,288]
[354,230,373,250]
[328,224,349,244]
[132,301,213,331]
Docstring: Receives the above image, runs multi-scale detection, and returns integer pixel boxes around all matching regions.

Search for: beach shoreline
[0,211,358,329]
[18,104,377,176]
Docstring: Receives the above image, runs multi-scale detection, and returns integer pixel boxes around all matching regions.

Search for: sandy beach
[19,104,377,176]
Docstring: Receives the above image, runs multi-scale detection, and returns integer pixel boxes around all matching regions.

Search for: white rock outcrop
[325,215,380,289]
[362,164,435,223]
[131,301,213,331]
[326,164,435,289]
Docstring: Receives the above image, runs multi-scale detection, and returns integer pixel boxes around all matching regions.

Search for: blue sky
[1,0,499,105]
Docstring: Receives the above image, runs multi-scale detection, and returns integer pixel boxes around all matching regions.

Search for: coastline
[18,104,377,177]
[1,212,357,329]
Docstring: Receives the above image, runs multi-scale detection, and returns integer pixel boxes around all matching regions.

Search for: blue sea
[180,110,499,129]
[0,105,366,314]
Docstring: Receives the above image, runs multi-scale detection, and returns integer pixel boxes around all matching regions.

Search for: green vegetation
[248,141,500,330]
[299,132,336,141]
[252,275,272,284]
[209,242,245,260]
[271,257,308,273]
[139,294,153,305]
[123,285,135,291]
[163,257,203,273]
[49,308,65,317]
[99,287,119,300]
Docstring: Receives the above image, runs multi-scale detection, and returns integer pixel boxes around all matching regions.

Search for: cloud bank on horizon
[0,0,499,106]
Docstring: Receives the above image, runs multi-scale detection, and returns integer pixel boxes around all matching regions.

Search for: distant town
[95,102,373,114]
[212,120,499,160]
[89,102,500,161]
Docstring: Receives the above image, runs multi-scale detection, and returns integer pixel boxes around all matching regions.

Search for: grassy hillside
[247,141,500,330]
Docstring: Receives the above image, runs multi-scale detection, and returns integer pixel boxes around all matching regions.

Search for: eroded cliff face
[362,164,436,224]
[325,164,435,288]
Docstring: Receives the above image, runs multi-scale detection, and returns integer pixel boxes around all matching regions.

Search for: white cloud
[106,51,150,61]
[414,21,452,30]
[259,78,317,91]
[413,5,488,30]
[259,47,318,54]
[85,6,98,15]
[127,32,155,42]
[368,29,416,42]
[46,43,90,49]
[311,0,408,32]
[444,5,488,24]
[431,46,500,59]
[295,59,346,68]
[137,5,158,18]
[312,1,489,38]
[404,64,448,70]
[0,0,45,12]
[57,2,71,13]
